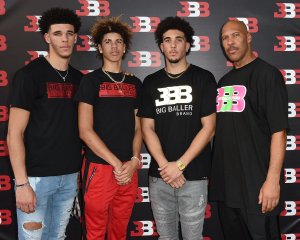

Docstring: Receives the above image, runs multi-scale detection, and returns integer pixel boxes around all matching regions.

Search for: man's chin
[169,58,180,64]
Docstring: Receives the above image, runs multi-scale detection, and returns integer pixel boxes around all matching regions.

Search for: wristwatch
[176,160,186,171]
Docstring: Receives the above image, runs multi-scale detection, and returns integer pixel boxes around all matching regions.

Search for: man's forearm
[142,126,168,168]
[179,113,216,167]
[266,130,287,183]
[80,129,121,169]
[7,133,28,184]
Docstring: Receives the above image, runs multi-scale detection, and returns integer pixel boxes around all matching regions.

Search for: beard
[168,57,180,64]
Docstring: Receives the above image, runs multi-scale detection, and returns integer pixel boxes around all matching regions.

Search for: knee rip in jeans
[23,221,44,231]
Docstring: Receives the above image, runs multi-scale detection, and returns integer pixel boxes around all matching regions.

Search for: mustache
[227,46,238,51]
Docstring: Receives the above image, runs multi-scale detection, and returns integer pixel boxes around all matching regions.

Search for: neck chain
[165,64,190,79]
[102,68,125,93]
[53,68,68,81]
[45,57,69,81]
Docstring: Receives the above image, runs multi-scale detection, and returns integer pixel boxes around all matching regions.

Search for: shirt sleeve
[9,69,36,111]
[137,76,155,119]
[74,74,98,106]
[200,71,217,117]
[261,68,288,133]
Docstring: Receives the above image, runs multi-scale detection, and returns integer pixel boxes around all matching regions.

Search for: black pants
[218,201,280,240]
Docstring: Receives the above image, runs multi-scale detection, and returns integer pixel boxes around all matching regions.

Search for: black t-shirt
[10,57,83,177]
[74,69,142,164]
[210,58,288,215]
[138,64,217,181]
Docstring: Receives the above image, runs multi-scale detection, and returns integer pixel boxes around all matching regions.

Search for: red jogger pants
[83,162,138,240]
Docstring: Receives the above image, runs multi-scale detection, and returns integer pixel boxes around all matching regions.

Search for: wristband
[15,181,30,188]
[131,156,141,166]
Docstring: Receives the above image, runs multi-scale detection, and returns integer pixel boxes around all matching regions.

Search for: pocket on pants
[85,166,97,193]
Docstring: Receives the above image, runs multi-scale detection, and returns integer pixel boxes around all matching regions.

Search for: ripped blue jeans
[149,177,208,240]
[16,172,78,240]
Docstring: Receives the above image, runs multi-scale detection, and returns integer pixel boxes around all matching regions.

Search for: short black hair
[155,16,195,55]
[39,8,81,34]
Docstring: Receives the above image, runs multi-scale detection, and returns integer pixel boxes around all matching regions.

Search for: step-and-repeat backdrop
[0,0,299,239]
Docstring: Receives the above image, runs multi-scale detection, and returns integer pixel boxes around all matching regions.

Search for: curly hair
[90,16,133,54]
[155,16,194,55]
[39,8,81,34]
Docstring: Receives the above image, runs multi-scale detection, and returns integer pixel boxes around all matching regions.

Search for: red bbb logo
[0,210,12,225]
[281,234,300,240]
[24,16,41,32]
[76,0,110,16]
[177,1,210,17]
[25,51,48,65]
[274,3,300,18]
[76,35,96,52]
[0,140,8,157]
[205,203,212,219]
[191,36,210,51]
[0,70,8,87]
[130,17,160,32]
[135,187,150,203]
[288,103,300,118]
[0,106,8,122]
[285,168,300,183]
[128,51,161,67]
[131,221,158,236]
[228,17,258,33]
[0,176,11,191]
[281,69,300,85]
[286,136,300,151]
[0,0,5,15]
[140,153,151,169]
[281,201,300,216]
[0,35,7,51]
[274,36,300,51]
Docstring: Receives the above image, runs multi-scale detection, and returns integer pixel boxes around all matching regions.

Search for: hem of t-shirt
[149,172,209,181]
[136,113,154,119]
[199,109,216,118]
[9,104,31,112]
[26,169,80,177]
[75,99,94,106]
[270,125,289,135]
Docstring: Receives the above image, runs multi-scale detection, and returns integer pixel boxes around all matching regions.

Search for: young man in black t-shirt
[138,17,216,240]
[210,20,288,240]
[75,17,142,240]
[7,8,82,239]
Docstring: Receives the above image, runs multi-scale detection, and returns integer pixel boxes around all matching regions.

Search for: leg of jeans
[218,202,252,240]
[84,164,118,240]
[47,173,78,240]
[177,180,207,240]
[149,177,179,240]
[17,177,51,240]
[107,172,138,240]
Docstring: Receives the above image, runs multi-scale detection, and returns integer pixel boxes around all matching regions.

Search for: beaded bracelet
[15,181,30,188]
[131,156,141,166]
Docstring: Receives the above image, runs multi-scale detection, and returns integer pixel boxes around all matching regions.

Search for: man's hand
[159,162,182,184]
[16,185,36,213]
[258,180,280,213]
[114,160,138,185]
[169,174,186,189]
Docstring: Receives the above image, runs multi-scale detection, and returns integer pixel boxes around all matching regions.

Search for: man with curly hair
[138,16,216,239]
[75,16,142,240]
[7,7,82,239]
